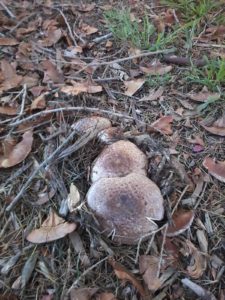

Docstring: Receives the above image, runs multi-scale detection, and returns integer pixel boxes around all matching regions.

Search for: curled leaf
[124,78,145,96]
[150,115,173,135]
[108,258,145,297]
[201,116,225,136]
[26,210,77,244]
[185,240,206,279]
[67,183,80,212]
[140,61,172,75]
[167,210,194,237]
[203,157,225,183]
[139,255,162,291]
[0,130,33,168]
[31,94,47,111]
[61,81,102,95]
[188,91,220,102]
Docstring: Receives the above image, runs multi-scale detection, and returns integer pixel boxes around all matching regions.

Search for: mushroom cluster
[73,117,165,245]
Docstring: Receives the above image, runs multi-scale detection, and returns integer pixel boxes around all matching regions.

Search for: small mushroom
[87,173,164,244]
[91,140,148,182]
[71,116,112,134]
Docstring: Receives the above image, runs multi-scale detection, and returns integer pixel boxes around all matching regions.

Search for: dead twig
[56,8,77,46]
[10,13,36,32]
[75,48,176,74]
[0,1,15,18]
[67,256,108,294]
[8,106,134,128]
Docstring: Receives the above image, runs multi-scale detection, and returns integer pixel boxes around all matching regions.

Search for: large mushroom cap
[71,116,112,134]
[91,140,148,182]
[87,173,164,244]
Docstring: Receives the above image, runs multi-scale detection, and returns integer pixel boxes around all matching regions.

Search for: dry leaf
[0,59,23,92]
[139,255,162,291]
[0,130,33,168]
[139,86,164,101]
[201,116,225,136]
[0,106,18,115]
[81,24,98,35]
[31,94,47,111]
[70,287,98,300]
[201,25,225,42]
[61,81,102,95]
[150,115,173,135]
[26,210,77,244]
[42,60,64,84]
[39,28,62,47]
[96,293,117,300]
[67,183,80,212]
[78,3,96,12]
[167,210,194,237]
[0,37,19,46]
[187,135,205,147]
[203,157,225,183]
[108,258,145,297]
[36,187,56,205]
[140,61,172,75]
[124,78,145,96]
[185,240,206,279]
[188,91,220,102]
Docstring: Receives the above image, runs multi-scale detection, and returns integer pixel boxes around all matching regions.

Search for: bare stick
[56,8,77,46]
[19,84,27,116]
[67,256,108,294]
[157,223,168,278]
[0,1,15,18]
[92,32,113,44]
[9,106,133,128]
[75,48,176,74]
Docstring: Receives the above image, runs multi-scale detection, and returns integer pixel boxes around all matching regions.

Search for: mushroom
[91,140,148,182]
[87,173,164,244]
[98,127,124,144]
[71,116,112,134]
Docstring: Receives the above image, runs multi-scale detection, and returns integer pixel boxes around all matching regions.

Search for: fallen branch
[8,106,133,128]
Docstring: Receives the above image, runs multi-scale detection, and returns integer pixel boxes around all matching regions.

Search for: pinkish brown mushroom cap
[91,140,148,182]
[87,173,164,244]
[71,116,112,134]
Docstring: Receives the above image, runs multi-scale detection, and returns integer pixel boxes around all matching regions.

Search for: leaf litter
[0,1,224,299]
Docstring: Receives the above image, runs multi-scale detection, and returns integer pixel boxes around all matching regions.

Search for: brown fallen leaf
[70,287,98,300]
[26,210,77,244]
[0,59,23,92]
[0,37,19,46]
[67,183,80,212]
[150,115,173,135]
[201,25,225,42]
[185,240,206,279]
[124,78,145,96]
[39,27,62,47]
[0,106,18,115]
[139,255,162,291]
[81,24,98,35]
[201,115,225,136]
[0,130,33,168]
[203,157,225,183]
[188,91,220,102]
[140,61,172,75]
[36,187,56,205]
[31,94,47,111]
[61,81,102,95]
[108,258,145,297]
[42,60,64,84]
[77,3,96,12]
[96,293,117,300]
[139,86,164,102]
[167,210,195,237]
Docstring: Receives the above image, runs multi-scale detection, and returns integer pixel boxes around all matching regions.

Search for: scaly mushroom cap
[87,173,164,244]
[91,140,148,182]
[71,116,112,134]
